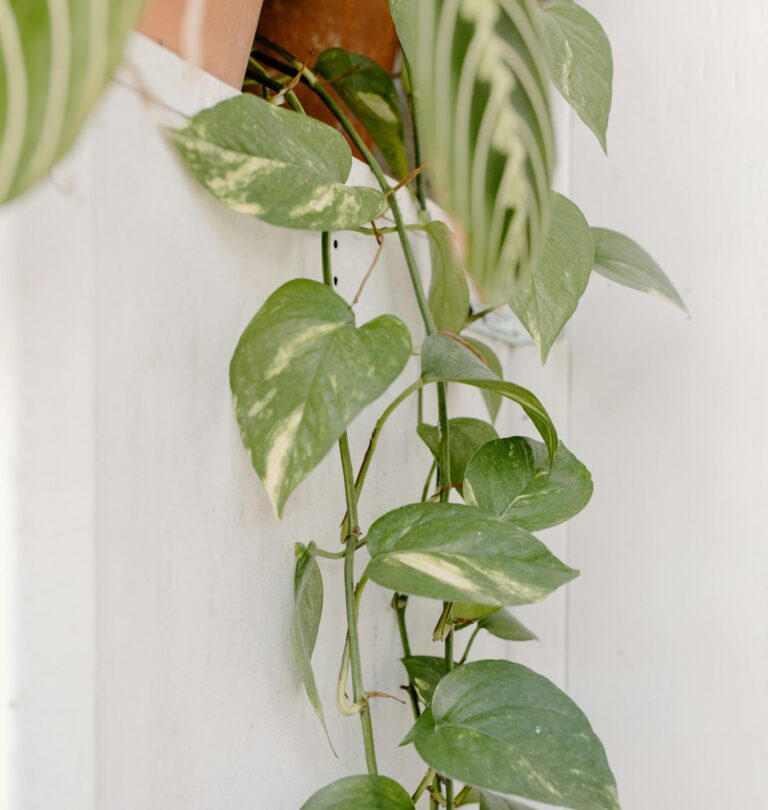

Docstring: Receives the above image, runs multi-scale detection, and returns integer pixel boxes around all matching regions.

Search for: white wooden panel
[568,2,768,808]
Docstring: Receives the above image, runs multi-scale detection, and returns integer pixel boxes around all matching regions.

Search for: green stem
[394,594,421,720]
[402,57,428,213]
[459,624,481,665]
[413,768,436,803]
[421,459,437,502]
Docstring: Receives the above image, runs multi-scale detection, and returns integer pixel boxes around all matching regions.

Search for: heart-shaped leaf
[510,193,594,362]
[398,0,556,305]
[592,228,687,312]
[365,502,577,605]
[169,94,385,230]
[540,0,613,152]
[292,543,334,751]
[231,279,411,516]
[463,337,504,422]
[480,609,538,641]
[417,417,498,493]
[426,220,471,335]
[315,47,408,179]
[421,335,558,460]
[411,660,620,810]
[0,0,146,204]
[464,437,593,531]
[301,775,415,809]
[402,655,447,705]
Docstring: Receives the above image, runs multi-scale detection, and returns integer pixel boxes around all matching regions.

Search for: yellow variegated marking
[263,406,304,505]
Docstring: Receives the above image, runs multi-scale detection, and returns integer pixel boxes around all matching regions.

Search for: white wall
[3,3,768,807]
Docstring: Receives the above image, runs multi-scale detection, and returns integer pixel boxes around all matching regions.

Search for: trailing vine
[168,1,685,807]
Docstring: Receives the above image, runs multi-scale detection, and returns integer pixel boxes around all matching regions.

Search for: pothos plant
[167,2,683,809]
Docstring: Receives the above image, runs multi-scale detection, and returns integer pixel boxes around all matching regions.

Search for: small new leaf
[421,335,558,460]
[292,544,334,751]
[541,0,613,151]
[412,660,620,810]
[479,609,538,642]
[402,656,447,705]
[230,279,411,516]
[426,221,471,335]
[169,94,384,230]
[463,437,593,531]
[300,775,415,809]
[365,503,577,606]
[592,228,688,312]
[315,48,409,179]
[511,193,594,362]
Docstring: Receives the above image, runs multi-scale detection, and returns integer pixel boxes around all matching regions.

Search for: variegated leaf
[0,0,146,204]
[400,0,556,305]
[169,94,385,231]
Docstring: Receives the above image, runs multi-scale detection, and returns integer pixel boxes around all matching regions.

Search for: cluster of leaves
[165,1,686,808]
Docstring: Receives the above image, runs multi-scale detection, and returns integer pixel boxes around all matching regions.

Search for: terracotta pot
[255,0,400,153]
[138,0,265,89]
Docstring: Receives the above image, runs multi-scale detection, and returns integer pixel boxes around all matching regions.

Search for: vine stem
[323,232,378,774]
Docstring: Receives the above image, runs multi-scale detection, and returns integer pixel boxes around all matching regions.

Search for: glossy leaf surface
[464,437,592,531]
[292,543,332,747]
[0,0,145,204]
[169,94,385,230]
[540,0,613,151]
[402,656,447,705]
[365,503,577,605]
[510,193,594,361]
[421,335,557,460]
[400,0,556,305]
[412,660,620,810]
[418,417,498,492]
[592,228,687,312]
[301,775,415,809]
[230,280,411,515]
[426,220,471,335]
[315,47,408,179]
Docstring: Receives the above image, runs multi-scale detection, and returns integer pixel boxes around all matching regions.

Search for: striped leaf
[400,0,556,305]
[0,0,146,204]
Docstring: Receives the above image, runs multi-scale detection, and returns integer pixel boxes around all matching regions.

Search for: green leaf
[365,502,577,605]
[168,94,385,231]
[402,656,447,705]
[421,335,558,460]
[480,609,538,641]
[300,775,415,810]
[510,193,594,362]
[451,603,498,626]
[0,0,146,204]
[426,221,471,335]
[417,417,498,493]
[292,543,334,751]
[464,788,539,810]
[463,437,593,531]
[315,47,408,179]
[388,0,417,65]
[412,660,620,810]
[230,279,411,516]
[404,0,556,305]
[401,706,435,747]
[463,337,504,422]
[540,0,613,152]
[592,228,688,312]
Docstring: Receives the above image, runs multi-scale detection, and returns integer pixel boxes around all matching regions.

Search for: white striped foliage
[396,0,556,306]
[0,0,145,204]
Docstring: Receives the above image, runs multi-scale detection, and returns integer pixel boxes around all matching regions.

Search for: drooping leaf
[451,603,498,626]
[463,337,504,422]
[402,0,556,305]
[230,279,411,516]
[365,502,577,605]
[411,660,620,810]
[417,417,498,492]
[426,220,471,335]
[300,775,415,810]
[421,334,558,460]
[402,656,447,705]
[464,788,539,810]
[480,609,538,641]
[540,0,613,152]
[463,437,592,531]
[168,94,385,230]
[292,543,334,750]
[0,0,146,204]
[510,193,594,361]
[592,228,687,312]
[314,47,408,179]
